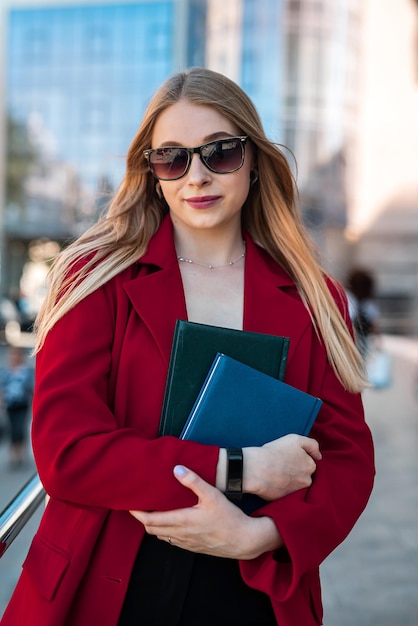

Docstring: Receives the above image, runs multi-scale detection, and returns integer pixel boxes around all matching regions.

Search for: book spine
[277,339,290,380]
[180,356,223,440]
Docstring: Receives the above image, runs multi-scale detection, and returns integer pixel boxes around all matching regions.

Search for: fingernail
[174,465,187,477]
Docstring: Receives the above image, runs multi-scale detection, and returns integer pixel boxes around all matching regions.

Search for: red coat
[1,216,374,626]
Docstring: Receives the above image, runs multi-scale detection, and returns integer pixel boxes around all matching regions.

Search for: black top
[118,534,277,626]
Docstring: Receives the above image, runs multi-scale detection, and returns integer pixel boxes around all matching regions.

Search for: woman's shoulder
[81,261,140,311]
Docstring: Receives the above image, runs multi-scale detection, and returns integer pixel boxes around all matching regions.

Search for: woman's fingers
[301,436,322,460]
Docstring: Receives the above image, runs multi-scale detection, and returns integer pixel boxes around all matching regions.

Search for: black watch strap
[225,447,243,501]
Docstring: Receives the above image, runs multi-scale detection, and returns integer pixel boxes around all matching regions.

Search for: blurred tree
[5,115,38,208]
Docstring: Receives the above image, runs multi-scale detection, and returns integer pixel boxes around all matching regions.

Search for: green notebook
[159,320,290,437]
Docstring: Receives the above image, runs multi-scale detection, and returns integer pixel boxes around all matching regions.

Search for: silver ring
[168,536,172,545]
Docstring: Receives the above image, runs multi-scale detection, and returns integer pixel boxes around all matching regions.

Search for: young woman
[1,68,374,626]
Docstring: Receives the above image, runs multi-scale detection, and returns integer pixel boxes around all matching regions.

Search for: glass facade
[204,0,285,142]
[3,0,207,297]
[283,0,363,228]
[240,0,284,141]
[5,0,287,246]
[7,1,211,242]
[7,2,178,198]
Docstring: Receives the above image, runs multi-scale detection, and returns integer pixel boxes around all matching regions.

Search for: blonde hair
[35,67,366,392]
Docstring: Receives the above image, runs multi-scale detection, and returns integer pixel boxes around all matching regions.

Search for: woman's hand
[130,465,283,560]
[243,434,321,501]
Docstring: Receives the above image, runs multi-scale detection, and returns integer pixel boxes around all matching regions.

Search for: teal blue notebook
[180,353,322,512]
[180,353,322,446]
[159,321,290,437]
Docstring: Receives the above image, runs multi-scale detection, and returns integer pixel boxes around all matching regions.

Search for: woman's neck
[173,227,244,269]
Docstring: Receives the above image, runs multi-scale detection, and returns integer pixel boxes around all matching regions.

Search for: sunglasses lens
[149,148,189,180]
[203,139,244,173]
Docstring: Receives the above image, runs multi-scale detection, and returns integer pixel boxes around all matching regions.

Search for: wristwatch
[225,447,243,501]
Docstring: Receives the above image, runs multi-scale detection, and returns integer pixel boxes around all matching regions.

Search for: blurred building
[0,0,417,334]
[347,0,418,335]
[206,0,284,140]
[0,0,208,297]
[206,0,363,239]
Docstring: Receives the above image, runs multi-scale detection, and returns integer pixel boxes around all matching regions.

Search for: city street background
[0,335,417,625]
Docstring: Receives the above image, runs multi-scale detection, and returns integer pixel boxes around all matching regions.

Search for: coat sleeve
[239,285,375,601]
[32,272,220,513]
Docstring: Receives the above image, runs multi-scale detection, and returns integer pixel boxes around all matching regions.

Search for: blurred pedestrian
[346,267,380,358]
[0,346,34,468]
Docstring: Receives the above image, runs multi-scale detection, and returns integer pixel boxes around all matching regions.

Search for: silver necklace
[177,241,246,270]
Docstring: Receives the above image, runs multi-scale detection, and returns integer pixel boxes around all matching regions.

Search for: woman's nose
[186,153,212,185]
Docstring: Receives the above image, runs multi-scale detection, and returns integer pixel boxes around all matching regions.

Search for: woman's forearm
[216,435,321,501]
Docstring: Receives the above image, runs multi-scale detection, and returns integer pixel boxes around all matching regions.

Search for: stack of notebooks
[159,320,322,512]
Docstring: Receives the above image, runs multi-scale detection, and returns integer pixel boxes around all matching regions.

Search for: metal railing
[0,473,45,558]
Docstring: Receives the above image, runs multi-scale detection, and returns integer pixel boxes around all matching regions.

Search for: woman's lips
[185,195,221,209]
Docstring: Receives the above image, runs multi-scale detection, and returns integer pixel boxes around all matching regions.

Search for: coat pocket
[22,533,70,601]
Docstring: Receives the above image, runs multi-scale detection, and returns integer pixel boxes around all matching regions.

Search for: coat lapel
[123,216,187,365]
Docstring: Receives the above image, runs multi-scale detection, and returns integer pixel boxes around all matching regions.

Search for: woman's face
[150,100,253,235]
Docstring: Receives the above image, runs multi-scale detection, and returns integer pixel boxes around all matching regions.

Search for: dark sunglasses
[143,136,248,181]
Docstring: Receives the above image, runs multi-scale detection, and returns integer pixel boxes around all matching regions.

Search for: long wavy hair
[35,67,366,392]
